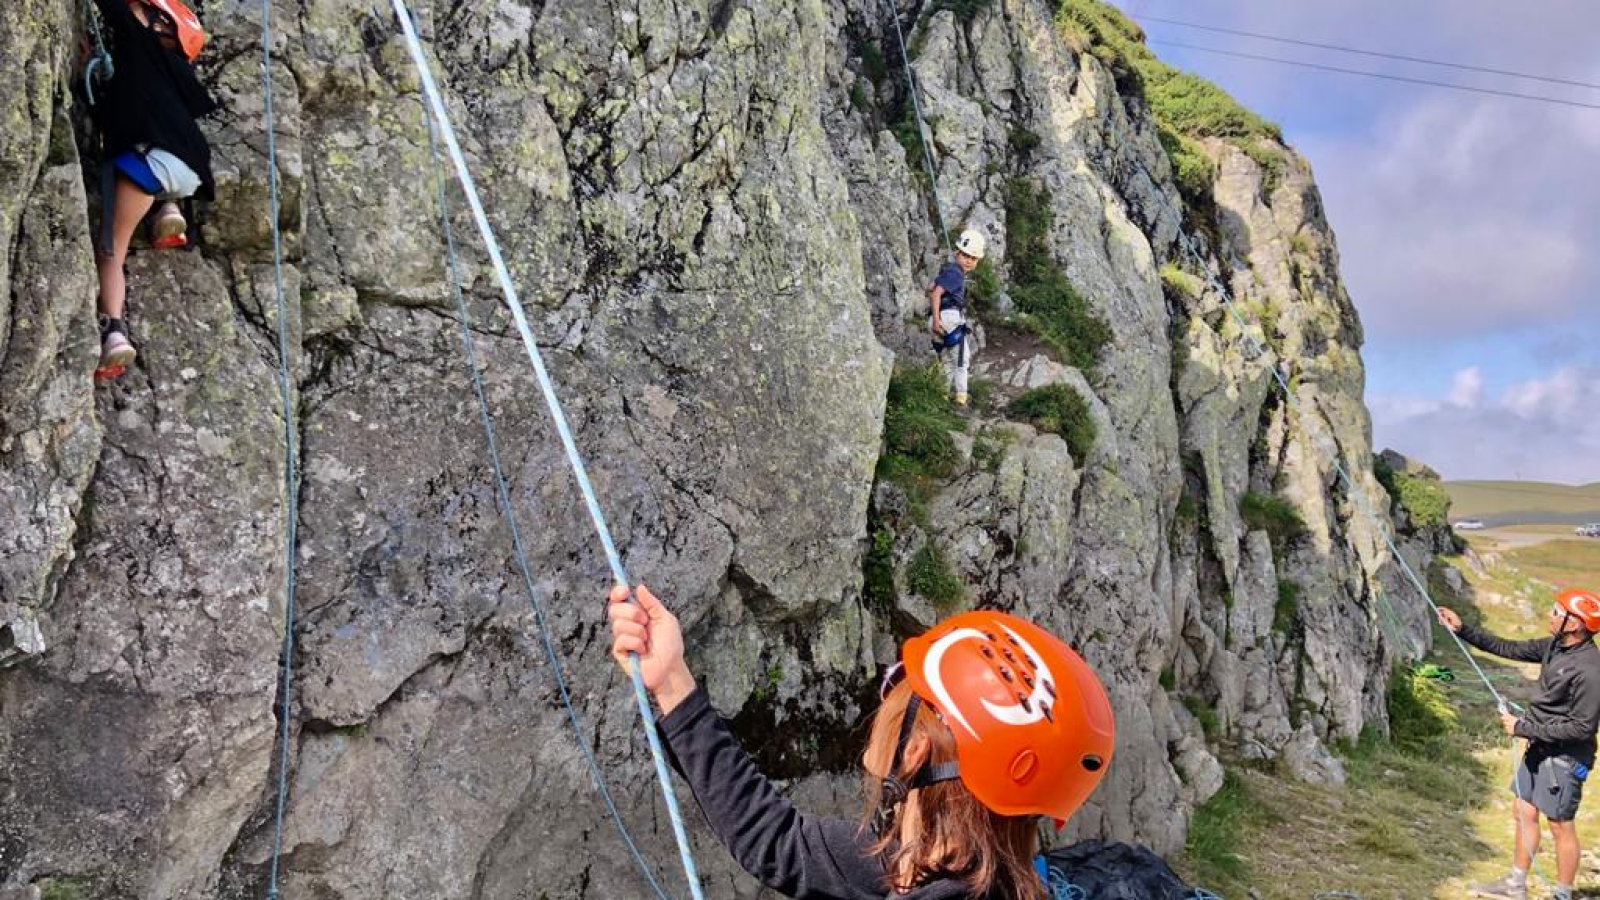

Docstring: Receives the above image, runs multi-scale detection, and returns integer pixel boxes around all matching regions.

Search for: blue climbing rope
[81,0,114,106]
[388,4,706,898]
[880,0,954,256]
[1175,234,1510,714]
[415,58,674,900]
[1043,864,1086,900]
[259,0,299,894]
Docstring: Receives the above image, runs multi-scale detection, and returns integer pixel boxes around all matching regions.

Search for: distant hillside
[1445,481,1600,524]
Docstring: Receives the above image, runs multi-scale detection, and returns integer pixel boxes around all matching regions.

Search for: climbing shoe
[150,202,188,249]
[95,325,135,384]
[955,392,970,409]
[1469,875,1526,899]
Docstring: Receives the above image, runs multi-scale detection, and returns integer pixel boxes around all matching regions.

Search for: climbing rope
[258,0,300,894]
[388,4,706,898]
[413,46,674,900]
[1175,233,1514,715]
[879,0,954,257]
[81,0,114,106]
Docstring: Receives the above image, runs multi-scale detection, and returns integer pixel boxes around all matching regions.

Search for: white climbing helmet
[955,229,986,260]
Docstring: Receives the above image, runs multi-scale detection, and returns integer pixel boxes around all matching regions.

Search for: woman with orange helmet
[608,585,1115,899]
[1439,587,1600,900]
[85,0,215,382]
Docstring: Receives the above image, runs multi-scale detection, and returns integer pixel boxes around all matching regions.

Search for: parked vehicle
[1576,524,1600,538]
[1453,519,1487,531]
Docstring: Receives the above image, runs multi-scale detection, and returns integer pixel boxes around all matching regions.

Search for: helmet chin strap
[874,694,963,837]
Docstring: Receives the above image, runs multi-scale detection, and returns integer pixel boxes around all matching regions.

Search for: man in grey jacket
[1439,588,1600,900]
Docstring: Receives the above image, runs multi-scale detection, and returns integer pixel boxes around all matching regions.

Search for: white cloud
[1302,94,1596,341]
[1448,367,1483,408]
[1372,366,1600,482]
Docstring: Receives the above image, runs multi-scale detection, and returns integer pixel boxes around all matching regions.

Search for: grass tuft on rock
[878,364,965,509]
[908,542,965,613]
[1056,0,1285,202]
[1006,384,1096,464]
[1240,491,1306,551]
[1003,178,1112,374]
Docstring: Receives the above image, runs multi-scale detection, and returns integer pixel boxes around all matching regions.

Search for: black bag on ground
[1039,840,1204,900]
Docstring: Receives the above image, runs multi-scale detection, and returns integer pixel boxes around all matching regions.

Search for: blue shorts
[111,148,201,199]
[112,150,165,195]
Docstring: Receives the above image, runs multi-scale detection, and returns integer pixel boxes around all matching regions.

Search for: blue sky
[1105,0,1600,483]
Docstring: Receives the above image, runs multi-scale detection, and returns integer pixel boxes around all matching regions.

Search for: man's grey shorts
[1513,753,1586,821]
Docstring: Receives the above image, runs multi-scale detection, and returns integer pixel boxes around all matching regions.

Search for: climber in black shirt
[86,0,217,382]
[607,584,1116,899]
[1438,587,1600,900]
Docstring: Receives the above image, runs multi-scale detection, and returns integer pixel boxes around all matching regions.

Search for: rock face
[0,1,1435,897]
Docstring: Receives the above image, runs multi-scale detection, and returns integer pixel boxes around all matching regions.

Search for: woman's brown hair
[861,680,1045,899]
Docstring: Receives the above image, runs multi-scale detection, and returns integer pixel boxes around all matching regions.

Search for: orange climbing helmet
[1556,588,1600,633]
[131,0,206,61]
[900,610,1116,822]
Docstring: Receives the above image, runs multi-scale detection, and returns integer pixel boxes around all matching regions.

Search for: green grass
[1503,539,1600,592]
[1056,0,1285,200]
[1008,126,1042,158]
[1183,695,1221,741]
[908,541,966,614]
[878,364,966,515]
[1387,664,1458,751]
[846,23,888,85]
[1157,126,1218,204]
[1175,492,1199,524]
[1272,579,1300,633]
[1003,177,1113,374]
[1005,384,1096,464]
[1159,262,1204,301]
[867,366,969,612]
[890,107,928,176]
[863,526,897,609]
[1375,457,1454,528]
[1444,480,1600,519]
[1239,491,1306,551]
[971,422,1016,474]
[1184,771,1253,886]
[967,377,999,414]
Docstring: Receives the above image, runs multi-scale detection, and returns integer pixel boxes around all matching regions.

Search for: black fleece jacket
[91,0,218,199]
[658,687,995,900]
[1458,623,1600,763]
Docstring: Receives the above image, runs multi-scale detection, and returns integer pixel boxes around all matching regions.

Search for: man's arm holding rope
[1439,607,1549,663]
